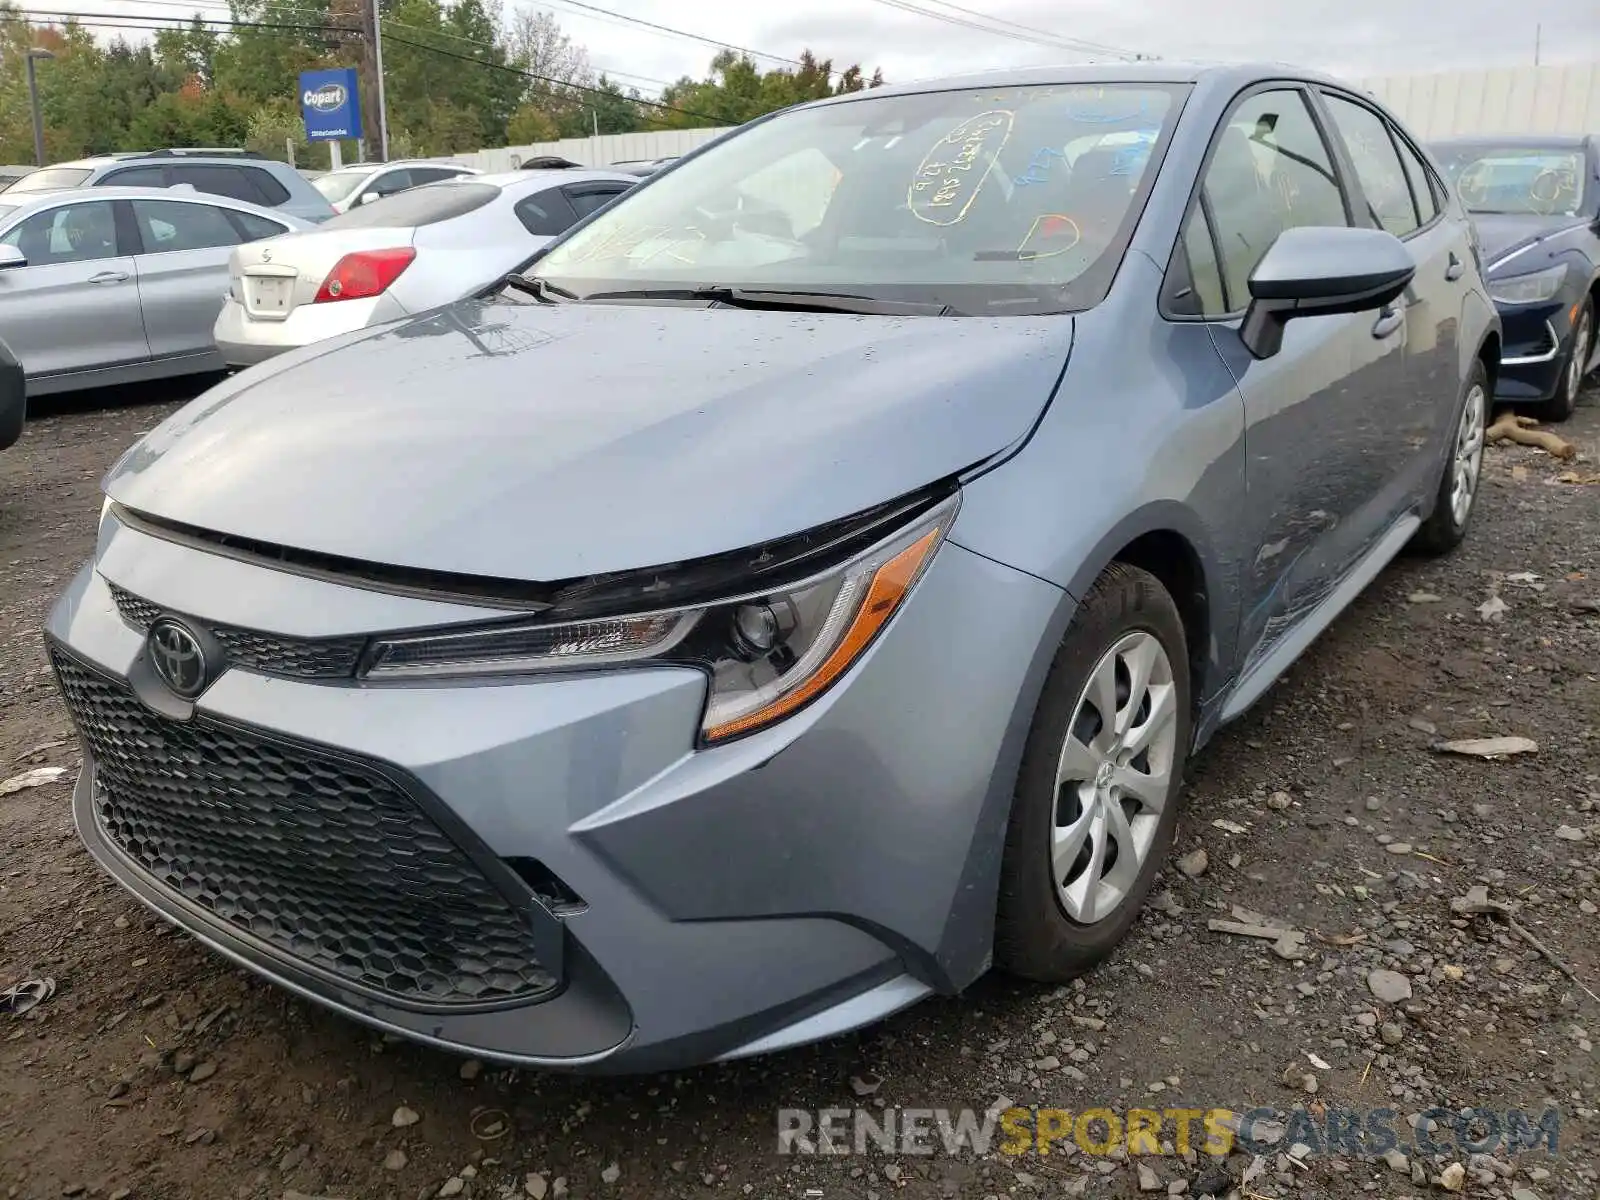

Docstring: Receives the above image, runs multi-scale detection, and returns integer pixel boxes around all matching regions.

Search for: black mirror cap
[1240,226,1416,359]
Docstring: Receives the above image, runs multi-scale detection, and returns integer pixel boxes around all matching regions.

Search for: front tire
[1533,298,1592,424]
[995,563,1192,982]
[1413,361,1487,557]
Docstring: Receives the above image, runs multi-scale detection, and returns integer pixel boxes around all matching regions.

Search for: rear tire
[1532,298,1592,424]
[995,563,1191,982]
[1413,360,1487,557]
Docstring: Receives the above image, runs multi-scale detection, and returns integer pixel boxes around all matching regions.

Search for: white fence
[1356,62,1600,138]
[440,63,1600,171]
[454,127,729,172]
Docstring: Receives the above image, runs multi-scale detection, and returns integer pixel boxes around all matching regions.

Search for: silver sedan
[0,186,309,396]
[213,170,637,367]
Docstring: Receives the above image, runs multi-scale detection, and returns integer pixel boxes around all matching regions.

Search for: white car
[213,169,637,366]
[311,159,482,214]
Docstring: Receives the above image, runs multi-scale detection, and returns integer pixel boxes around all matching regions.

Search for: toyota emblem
[148,617,210,698]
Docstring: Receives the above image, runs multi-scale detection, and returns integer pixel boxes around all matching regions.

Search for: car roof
[812,60,1357,105]
[0,185,311,224]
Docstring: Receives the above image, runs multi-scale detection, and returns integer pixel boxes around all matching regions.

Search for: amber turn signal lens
[703,527,942,742]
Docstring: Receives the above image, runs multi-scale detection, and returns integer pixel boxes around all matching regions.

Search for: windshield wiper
[500,275,576,302]
[582,286,952,316]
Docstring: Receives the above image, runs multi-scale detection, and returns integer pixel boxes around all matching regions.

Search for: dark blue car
[1430,134,1600,421]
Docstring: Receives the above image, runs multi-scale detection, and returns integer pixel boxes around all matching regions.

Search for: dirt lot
[1,379,1597,1200]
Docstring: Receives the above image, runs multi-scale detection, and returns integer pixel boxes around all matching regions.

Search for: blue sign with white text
[299,68,362,141]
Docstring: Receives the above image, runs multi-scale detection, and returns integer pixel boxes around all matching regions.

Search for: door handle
[88,270,129,285]
[1445,253,1465,282]
[1372,306,1404,339]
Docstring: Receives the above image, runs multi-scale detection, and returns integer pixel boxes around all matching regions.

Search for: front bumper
[1493,298,1573,401]
[212,293,405,368]
[46,509,1063,1070]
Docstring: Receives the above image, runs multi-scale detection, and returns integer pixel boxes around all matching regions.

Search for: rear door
[129,197,260,358]
[0,198,147,379]
[1317,89,1469,502]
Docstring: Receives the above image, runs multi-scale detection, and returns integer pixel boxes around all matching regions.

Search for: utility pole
[24,48,54,167]
[1534,23,1542,66]
[371,0,390,161]
[355,0,389,161]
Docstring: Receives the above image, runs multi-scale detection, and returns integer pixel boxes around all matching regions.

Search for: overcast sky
[554,0,1599,95]
[40,0,1600,97]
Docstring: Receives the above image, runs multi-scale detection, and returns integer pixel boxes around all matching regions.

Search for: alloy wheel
[1450,383,1485,528]
[1569,309,1593,404]
[1051,630,1179,924]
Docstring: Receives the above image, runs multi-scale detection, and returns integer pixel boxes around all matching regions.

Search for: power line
[909,0,1139,58]
[858,0,1139,60]
[530,0,812,71]
[10,8,726,121]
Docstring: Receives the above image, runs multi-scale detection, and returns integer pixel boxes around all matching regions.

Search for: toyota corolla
[48,63,1498,1072]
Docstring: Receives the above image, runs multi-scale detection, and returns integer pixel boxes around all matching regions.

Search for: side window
[244,166,291,206]
[227,210,290,242]
[102,165,167,188]
[1391,133,1439,224]
[515,188,579,236]
[564,186,628,219]
[131,200,241,253]
[169,164,259,205]
[1321,95,1420,236]
[0,201,121,265]
[410,167,464,185]
[1200,89,1348,311]
[366,169,413,199]
[1167,204,1227,317]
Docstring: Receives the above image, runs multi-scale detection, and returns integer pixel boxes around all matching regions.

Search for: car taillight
[313,248,415,303]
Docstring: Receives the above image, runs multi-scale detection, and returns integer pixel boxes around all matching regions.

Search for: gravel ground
[1,378,1597,1200]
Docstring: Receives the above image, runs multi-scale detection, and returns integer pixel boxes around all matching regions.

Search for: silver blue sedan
[0,186,309,396]
[48,61,1498,1072]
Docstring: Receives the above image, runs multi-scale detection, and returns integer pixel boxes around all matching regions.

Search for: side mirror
[0,244,27,270]
[358,191,381,206]
[1240,226,1416,359]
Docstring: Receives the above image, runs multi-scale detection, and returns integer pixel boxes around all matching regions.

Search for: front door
[0,199,148,380]
[1190,86,1406,677]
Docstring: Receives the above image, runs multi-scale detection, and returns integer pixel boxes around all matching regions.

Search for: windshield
[313,168,379,203]
[7,167,93,193]
[531,83,1187,315]
[1431,145,1589,217]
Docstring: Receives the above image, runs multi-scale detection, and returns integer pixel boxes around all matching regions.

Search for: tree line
[0,0,883,166]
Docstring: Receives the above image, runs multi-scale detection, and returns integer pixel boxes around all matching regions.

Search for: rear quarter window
[245,167,292,206]
[320,182,501,229]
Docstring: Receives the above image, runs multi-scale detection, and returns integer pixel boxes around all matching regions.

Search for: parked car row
[0,165,637,396]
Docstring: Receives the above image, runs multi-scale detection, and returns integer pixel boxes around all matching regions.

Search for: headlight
[1489,263,1567,305]
[362,496,958,743]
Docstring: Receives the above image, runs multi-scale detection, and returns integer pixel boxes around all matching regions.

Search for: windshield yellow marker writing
[1014,213,1081,261]
[908,110,1015,226]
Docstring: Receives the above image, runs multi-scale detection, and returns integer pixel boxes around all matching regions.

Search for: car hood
[1474,212,1593,274]
[106,298,1073,582]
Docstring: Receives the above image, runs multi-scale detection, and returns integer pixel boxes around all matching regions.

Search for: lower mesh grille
[51,646,558,1008]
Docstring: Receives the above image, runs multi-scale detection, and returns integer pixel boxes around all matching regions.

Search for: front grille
[51,647,558,1008]
[107,582,366,680]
